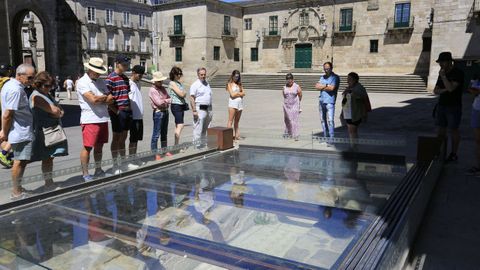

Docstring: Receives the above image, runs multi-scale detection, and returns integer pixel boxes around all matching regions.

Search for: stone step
[209,74,427,93]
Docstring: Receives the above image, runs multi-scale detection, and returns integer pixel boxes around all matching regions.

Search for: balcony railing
[87,42,104,51]
[386,16,415,31]
[120,45,136,53]
[168,27,186,38]
[122,21,134,28]
[104,19,118,28]
[334,21,357,34]
[262,28,282,38]
[221,27,238,40]
[85,17,100,25]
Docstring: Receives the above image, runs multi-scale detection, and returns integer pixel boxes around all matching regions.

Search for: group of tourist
[0,50,478,200]
[282,61,371,146]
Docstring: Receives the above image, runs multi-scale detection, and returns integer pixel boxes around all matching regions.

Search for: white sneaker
[125,163,140,171]
[112,166,123,175]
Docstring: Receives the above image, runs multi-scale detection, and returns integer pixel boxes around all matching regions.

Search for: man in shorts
[76,57,114,181]
[106,55,133,174]
[0,64,36,200]
[128,65,145,167]
[433,51,464,162]
[0,64,14,168]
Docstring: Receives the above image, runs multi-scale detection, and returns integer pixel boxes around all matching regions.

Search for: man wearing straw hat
[149,71,171,160]
[76,57,114,181]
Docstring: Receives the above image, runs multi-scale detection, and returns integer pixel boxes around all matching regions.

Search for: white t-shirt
[471,80,480,110]
[76,74,110,124]
[129,79,144,120]
[1,79,33,144]
[65,79,74,89]
[189,79,212,105]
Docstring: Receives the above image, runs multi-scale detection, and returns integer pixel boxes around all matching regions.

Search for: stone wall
[428,0,480,89]
[243,0,433,75]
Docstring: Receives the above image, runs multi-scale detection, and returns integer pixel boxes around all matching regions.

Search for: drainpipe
[331,0,336,65]
[5,0,13,64]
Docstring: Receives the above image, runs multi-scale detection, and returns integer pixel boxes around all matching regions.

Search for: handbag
[43,124,67,147]
[182,102,189,111]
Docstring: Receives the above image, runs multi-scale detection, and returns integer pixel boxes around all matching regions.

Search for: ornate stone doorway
[294,43,312,68]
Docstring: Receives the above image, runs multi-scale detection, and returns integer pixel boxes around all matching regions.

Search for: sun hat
[83,57,108,74]
[436,51,453,63]
[151,71,168,82]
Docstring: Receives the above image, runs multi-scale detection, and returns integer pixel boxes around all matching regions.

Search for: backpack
[0,77,9,91]
[0,77,10,111]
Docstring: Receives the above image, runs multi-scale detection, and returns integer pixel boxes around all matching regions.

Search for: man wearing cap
[0,64,36,199]
[190,67,213,147]
[105,55,133,174]
[0,64,14,168]
[433,51,464,162]
[128,65,145,166]
[76,57,114,181]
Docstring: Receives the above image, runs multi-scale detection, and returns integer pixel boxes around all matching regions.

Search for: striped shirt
[105,72,130,110]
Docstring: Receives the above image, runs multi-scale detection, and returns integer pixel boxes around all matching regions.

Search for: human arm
[226,83,243,98]
[149,88,171,110]
[190,95,198,120]
[169,81,186,98]
[297,85,302,101]
[434,70,460,95]
[0,110,13,142]
[82,91,114,105]
[32,96,64,118]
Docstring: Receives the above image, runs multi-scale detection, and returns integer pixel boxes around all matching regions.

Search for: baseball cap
[115,55,131,65]
[132,65,145,75]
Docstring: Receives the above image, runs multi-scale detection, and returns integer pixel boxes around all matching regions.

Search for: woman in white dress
[226,70,245,140]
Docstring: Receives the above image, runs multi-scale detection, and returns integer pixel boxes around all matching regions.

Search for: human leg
[42,157,54,187]
[318,102,328,138]
[234,110,243,140]
[326,103,336,141]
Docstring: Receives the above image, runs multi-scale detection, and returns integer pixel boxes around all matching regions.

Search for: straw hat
[83,57,108,74]
[151,71,168,82]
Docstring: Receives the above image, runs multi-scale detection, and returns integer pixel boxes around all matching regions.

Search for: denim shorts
[435,105,462,129]
[11,140,33,161]
[471,109,480,128]
[171,104,185,125]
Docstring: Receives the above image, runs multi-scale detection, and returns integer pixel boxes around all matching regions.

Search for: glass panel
[0,248,49,269]
[0,146,406,269]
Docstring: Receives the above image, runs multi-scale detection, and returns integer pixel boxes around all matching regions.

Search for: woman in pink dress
[283,73,302,140]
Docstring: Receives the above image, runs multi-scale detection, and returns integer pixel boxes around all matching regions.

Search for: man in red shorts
[76,58,114,181]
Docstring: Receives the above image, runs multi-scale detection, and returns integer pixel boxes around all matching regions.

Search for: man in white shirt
[76,58,114,181]
[190,67,213,147]
[64,76,74,100]
[0,64,35,200]
[128,65,145,166]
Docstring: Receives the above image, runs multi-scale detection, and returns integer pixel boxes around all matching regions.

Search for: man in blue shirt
[315,62,340,145]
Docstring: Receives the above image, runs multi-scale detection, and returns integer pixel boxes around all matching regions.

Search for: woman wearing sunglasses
[29,71,69,190]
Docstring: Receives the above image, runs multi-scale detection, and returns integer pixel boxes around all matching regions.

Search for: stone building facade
[66,0,154,73]
[153,0,480,90]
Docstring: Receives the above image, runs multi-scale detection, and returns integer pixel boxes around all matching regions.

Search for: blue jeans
[319,102,335,139]
[151,111,169,150]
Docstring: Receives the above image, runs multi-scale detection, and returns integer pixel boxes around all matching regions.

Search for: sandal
[10,191,29,201]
